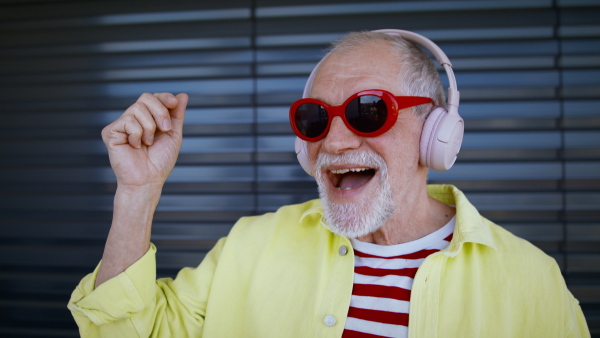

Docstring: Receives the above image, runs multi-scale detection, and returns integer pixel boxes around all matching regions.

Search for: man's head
[300,31,445,238]
[308,31,446,118]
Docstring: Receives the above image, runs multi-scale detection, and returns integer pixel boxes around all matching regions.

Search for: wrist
[116,182,163,203]
[113,183,163,230]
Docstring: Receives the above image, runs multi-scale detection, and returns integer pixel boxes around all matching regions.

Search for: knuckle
[130,125,142,137]
[122,114,136,123]
[153,91,175,103]
[128,102,146,114]
[101,126,109,139]
[156,107,170,119]
[142,120,157,133]
[139,92,153,100]
[120,116,140,132]
[147,105,169,121]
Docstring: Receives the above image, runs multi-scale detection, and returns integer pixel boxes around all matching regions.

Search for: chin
[315,151,396,238]
[321,197,394,238]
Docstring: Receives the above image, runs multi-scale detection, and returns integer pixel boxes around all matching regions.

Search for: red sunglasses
[290,89,433,142]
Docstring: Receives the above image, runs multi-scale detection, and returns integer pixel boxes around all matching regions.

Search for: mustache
[315,151,387,171]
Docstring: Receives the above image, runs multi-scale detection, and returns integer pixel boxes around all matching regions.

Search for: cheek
[377,120,423,167]
[305,141,321,166]
[398,115,424,149]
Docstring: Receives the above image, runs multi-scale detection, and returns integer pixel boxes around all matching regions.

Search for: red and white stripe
[342,217,455,338]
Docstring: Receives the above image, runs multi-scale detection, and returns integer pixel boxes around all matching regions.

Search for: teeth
[330,167,370,174]
[336,187,352,190]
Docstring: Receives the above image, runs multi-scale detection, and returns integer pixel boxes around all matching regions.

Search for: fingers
[102,114,144,149]
[102,92,188,149]
[137,93,176,132]
[127,102,157,146]
[123,114,144,148]
[170,93,188,132]
[153,92,179,110]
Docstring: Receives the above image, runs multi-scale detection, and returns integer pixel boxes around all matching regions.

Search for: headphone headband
[302,29,460,116]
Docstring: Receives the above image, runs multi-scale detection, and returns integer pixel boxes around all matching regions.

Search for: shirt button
[338,245,348,256]
[324,315,336,327]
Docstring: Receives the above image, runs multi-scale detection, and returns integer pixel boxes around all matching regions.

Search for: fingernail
[163,119,171,130]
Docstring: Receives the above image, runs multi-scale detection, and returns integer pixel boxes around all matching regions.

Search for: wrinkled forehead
[308,42,402,102]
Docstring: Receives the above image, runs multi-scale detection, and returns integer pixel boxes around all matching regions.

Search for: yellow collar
[298,184,497,253]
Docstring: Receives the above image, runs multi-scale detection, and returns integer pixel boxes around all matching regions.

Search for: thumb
[170,93,188,133]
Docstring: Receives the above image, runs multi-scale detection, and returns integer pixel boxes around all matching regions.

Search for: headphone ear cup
[420,107,463,171]
[420,107,446,168]
[295,137,313,176]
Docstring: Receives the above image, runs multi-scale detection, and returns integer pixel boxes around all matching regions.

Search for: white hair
[311,31,446,119]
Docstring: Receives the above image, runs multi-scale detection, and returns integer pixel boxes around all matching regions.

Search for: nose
[320,116,362,155]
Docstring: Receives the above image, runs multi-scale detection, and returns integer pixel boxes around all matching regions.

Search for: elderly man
[68,30,589,337]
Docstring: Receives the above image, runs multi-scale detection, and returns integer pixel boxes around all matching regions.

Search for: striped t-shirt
[342,217,456,338]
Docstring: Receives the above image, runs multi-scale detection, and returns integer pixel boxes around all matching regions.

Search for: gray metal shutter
[0,0,598,336]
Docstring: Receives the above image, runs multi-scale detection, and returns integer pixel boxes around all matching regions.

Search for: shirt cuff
[68,243,157,326]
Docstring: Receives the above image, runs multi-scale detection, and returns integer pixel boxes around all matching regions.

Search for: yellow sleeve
[67,239,226,337]
[566,291,591,338]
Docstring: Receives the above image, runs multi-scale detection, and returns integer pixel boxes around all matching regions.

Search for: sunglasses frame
[290,89,433,142]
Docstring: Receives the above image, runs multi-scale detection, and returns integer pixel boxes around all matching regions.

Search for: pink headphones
[295,29,464,176]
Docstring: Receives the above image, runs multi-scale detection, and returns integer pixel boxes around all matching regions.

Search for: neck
[357,184,455,246]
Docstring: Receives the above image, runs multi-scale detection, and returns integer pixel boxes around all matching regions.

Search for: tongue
[338,172,373,190]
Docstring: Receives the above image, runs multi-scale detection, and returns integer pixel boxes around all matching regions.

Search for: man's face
[307,42,427,238]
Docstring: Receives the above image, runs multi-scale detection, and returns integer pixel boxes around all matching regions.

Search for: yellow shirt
[68,185,590,337]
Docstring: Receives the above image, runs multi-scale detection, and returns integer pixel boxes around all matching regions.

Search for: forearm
[95,183,163,288]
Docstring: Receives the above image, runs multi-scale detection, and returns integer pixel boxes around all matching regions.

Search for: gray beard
[315,151,395,238]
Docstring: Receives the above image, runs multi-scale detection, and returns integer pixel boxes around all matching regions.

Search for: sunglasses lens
[346,95,388,133]
[295,103,329,138]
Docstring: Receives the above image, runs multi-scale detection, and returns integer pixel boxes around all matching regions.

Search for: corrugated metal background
[0,0,599,336]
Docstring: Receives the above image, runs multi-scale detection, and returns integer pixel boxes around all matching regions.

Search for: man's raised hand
[101,92,188,188]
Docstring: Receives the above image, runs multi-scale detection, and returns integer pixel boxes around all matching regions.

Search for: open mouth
[329,167,377,191]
